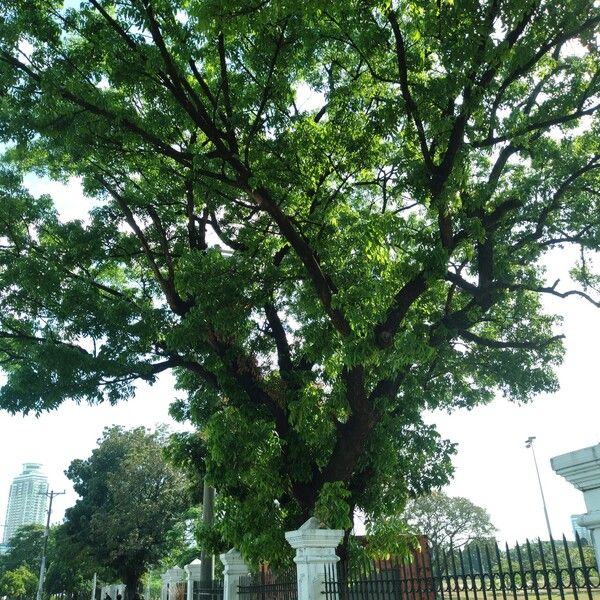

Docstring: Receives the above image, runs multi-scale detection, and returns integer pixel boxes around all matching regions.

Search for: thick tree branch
[460,329,564,350]
[264,302,294,376]
[0,51,192,165]
[387,10,434,173]
[96,175,191,316]
[474,103,600,148]
[0,330,92,357]
[248,186,352,336]
[217,32,239,154]
[375,272,427,348]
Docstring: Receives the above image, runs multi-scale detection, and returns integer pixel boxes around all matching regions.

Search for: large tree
[63,427,189,598]
[0,0,599,561]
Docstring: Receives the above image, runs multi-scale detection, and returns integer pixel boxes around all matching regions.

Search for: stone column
[160,573,169,600]
[167,567,186,600]
[220,549,250,600]
[285,517,344,600]
[185,559,202,600]
[551,443,600,566]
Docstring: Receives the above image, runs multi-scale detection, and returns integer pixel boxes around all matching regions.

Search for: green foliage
[0,523,97,598]
[314,482,353,530]
[1,524,44,573]
[0,0,598,564]
[0,565,37,599]
[63,426,191,598]
[364,515,420,560]
[45,524,102,598]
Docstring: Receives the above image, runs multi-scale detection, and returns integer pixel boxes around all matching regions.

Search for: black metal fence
[193,580,224,600]
[324,535,600,600]
[238,567,298,600]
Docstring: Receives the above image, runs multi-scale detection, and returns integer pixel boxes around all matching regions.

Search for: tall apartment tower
[2,463,49,545]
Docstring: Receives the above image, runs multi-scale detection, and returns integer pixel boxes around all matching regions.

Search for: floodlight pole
[525,436,554,542]
[36,490,65,600]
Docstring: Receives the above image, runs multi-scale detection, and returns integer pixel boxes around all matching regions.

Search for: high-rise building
[2,463,49,546]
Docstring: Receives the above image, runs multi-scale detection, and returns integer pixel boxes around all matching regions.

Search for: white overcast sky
[0,175,598,546]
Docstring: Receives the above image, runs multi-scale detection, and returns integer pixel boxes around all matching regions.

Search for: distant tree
[45,523,104,599]
[0,565,37,600]
[64,426,190,600]
[0,524,44,574]
[405,492,496,550]
[0,523,99,598]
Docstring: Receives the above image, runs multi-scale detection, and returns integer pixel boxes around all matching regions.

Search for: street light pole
[36,490,65,600]
[525,436,554,542]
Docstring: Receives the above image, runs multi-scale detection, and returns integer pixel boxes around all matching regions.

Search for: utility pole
[525,436,554,542]
[36,490,65,600]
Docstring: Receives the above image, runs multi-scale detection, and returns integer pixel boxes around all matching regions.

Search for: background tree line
[0,426,199,600]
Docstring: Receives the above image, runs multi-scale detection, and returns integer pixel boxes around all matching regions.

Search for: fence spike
[562,533,580,600]
[525,538,541,600]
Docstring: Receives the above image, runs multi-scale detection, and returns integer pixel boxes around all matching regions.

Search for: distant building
[571,514,591,543]
[2,463,49,546]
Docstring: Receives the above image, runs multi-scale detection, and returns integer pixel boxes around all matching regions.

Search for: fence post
[160,572,169,600]
[185,559,203,600]
[552,443,600,566]
[576,512,600,566]
[285,517,344,600]
[167,567,187,600]
[220,548,250,600]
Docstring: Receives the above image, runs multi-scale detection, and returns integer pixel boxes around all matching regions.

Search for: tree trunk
[125,574,141,600]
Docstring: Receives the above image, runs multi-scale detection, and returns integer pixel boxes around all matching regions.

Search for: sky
[0,176,598,547]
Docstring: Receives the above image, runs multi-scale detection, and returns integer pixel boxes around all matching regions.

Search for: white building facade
[2,463,49,545]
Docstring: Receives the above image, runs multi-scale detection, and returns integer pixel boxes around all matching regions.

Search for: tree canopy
[404,491,496,550]
[0,523,99,599]
[63,426,190,598]
[0,0,599,562]
[0,524,44,574]
[0,565,37,600]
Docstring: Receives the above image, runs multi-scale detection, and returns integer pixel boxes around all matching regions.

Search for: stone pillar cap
[184,559,202,574]
[578,511,600,529]
[167,567,186,581]
[551,443,600,491]
[285,517,344,549]
[220,547,250,570]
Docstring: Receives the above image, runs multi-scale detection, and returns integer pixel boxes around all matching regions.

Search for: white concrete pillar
[185,559,202,600]
[160,573,169,600]
[220,549,250,600]
[284,517,344,600]
[552,443,600,566]
[167,568,186,600]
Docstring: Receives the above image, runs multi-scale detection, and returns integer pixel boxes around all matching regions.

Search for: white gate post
[160,573,169,600]
[185,559,202,600]
[552,443,600,567]
[220,549,250,600]
[285,517,344,600]
[167,567,186,600]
